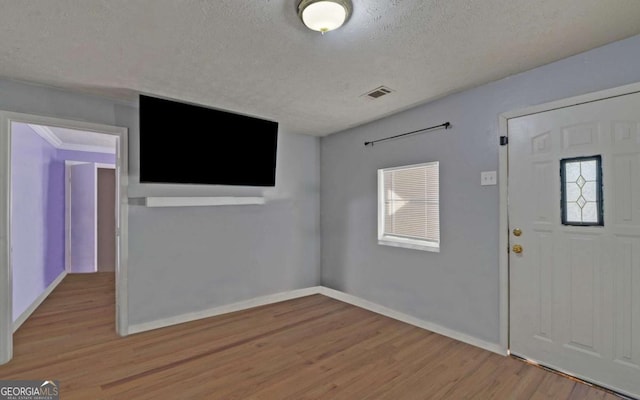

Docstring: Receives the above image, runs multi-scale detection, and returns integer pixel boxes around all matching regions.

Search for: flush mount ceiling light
[298,0,352,33]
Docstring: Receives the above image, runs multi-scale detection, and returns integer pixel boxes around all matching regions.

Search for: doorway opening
[0,111,129,364]
[65,160,117,274]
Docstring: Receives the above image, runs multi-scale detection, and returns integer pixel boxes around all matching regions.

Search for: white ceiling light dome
[298,0,353,33]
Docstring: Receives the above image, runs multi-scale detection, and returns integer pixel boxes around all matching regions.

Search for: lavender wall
[11,123,64,321]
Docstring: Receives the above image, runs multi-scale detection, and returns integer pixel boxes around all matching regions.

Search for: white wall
[320,34,640,345]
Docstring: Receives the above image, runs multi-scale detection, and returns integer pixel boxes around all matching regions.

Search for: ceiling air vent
[363,86,394,100]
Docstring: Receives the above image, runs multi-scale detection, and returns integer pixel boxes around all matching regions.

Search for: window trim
[377,161,440,253]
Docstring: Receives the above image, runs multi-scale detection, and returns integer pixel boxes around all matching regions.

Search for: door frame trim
[0,112,129,365]
[498,81,640,355]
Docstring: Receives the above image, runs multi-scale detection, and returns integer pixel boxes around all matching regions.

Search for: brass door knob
[512,244,523,254]
[513,228,522,237]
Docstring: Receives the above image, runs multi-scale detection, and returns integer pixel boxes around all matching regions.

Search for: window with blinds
[378,161,440,252]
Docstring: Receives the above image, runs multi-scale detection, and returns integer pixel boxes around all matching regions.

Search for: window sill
[378,237,440,253]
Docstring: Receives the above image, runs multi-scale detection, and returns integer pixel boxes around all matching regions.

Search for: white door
[69,162,97,273]
[509,91,640,397]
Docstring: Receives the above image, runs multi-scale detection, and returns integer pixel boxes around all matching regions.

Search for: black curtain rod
[364,122,451,147]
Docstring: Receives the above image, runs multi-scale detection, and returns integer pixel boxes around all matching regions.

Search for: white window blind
[378,162,439,252]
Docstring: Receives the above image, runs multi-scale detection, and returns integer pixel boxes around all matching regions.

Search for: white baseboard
[127,286,323,335]
[13,271,67,333]
[126,284,505,356]
[318,287,507,355]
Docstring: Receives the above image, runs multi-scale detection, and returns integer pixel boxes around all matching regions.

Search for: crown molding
[28,124,63,147]
[27,124,115,154]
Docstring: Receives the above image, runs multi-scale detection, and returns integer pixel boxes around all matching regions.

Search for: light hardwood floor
[0,274,620,399]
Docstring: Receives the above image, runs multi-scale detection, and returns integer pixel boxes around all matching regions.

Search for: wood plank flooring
[0,274,620,399]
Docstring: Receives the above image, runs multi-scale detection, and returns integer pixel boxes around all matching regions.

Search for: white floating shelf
[142,197,265,207]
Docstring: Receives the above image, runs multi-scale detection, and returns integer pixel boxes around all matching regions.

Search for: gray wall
[0,79,117,125]
[320,34,640,345]
[116,102,321,326]
[123,121,321,324]
[1,79,321,328]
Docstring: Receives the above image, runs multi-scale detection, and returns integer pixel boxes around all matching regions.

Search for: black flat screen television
[139,95,278,186]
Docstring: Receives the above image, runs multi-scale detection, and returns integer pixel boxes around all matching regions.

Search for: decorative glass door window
[560,155,603,226]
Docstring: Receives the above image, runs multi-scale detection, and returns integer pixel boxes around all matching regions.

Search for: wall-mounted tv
[139,95,278,186]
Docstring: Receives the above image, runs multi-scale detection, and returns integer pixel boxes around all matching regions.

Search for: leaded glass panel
[560,156,603,226]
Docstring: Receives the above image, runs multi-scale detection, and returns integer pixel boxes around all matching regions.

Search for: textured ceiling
[1,1,640,136]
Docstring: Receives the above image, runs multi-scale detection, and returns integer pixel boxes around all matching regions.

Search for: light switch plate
[481,171,497,186]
